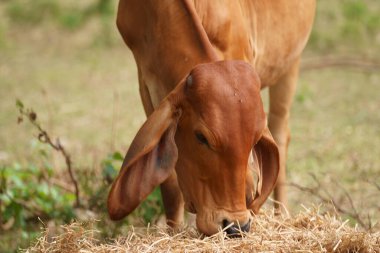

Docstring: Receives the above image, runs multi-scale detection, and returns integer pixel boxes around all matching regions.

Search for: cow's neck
[118,1,219,108]
[182,0,219,62]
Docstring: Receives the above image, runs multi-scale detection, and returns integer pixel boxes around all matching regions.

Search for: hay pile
[27,208,379,253]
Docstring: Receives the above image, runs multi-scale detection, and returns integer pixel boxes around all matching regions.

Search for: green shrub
[306,1,380,53]
[5,0,114,30]
[6,0,60,25]
[59,10,85,30]
[0,163,76,229]
[342,0,368,21]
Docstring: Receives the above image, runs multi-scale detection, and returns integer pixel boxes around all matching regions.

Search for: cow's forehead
[188,61,259,99]
[183,61,262,148]
[186,61,260,117]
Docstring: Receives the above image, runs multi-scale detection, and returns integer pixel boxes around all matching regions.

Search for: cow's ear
[107,99,180,220]
[249,126,280,213]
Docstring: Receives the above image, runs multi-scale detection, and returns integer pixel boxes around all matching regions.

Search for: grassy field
[1,0,380,252]
[0,21,144,168]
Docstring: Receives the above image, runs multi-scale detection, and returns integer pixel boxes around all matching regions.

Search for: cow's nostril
[241,220,251,232]
[222,219,251,237]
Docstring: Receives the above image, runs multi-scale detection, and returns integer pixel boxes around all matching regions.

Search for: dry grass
[26,207,380,253]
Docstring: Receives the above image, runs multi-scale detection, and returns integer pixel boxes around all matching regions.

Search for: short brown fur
[108,0,316,235]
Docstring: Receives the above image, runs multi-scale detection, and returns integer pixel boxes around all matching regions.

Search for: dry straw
[26,207,379,253]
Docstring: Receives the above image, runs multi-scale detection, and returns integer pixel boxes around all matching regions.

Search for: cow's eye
[195,131,209,146]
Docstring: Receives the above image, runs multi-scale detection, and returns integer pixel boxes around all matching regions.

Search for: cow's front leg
[138,77,184,227]
[160,171,185,227]
[268,59,300,213]
[138,69,155,116]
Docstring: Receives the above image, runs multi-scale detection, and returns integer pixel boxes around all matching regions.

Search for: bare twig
[49,178,75,193]
[0,168,5,226]
[301,56,380,72]
[369,180,380,192]
[331,178,372,230]
[17,102,81,207]
[289,174,371,230]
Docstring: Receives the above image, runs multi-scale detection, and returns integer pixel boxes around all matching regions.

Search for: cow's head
[108,60,279,235]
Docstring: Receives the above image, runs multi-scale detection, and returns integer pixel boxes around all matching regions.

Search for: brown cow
[108,0,316,236]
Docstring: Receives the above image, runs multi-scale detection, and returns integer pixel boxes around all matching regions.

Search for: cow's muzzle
[222,219,251,237]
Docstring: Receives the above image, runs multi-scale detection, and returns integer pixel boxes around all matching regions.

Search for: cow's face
[108,61,279,236]
[175,61,268,234]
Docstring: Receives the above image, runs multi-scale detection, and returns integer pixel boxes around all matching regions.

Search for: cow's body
[109,0,316,235]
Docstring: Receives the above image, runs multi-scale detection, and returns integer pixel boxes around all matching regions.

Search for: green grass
[0,24,144,168]
[308,0,380,55]
[288,70,380,220]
